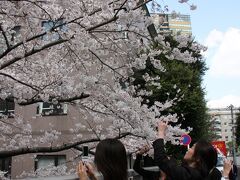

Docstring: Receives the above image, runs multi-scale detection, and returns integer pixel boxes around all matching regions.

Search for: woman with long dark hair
[77,138,128,180]
[153,121,221,180]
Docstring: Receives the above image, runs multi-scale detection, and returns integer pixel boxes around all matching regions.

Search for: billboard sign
[211,141,227,156]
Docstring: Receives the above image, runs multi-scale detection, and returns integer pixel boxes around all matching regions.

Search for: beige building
[151,13,192,35]
[0,101,90,178]
[208,108,239,145]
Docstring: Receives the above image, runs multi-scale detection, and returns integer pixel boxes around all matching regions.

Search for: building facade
[0,101,90,178]
[151,13,192,35]
[208,108,239,146]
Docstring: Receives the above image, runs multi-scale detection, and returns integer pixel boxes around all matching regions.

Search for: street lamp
[228,104,237,165]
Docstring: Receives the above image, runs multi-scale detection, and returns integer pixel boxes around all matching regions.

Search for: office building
[151,13,192,35]
[208,108,239,145]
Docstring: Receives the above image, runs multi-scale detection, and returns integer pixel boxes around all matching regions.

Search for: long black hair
[192,140,218,178]
[94,138,128,180]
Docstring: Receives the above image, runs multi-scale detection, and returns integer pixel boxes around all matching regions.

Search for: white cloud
[204,29,224,48]
[206,28,240,77]
[207,95,240,108]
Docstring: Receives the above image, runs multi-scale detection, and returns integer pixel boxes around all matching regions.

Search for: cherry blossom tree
[0,0,202,177]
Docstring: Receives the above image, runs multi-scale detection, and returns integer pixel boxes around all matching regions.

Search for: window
[42,19,67,41]
[225,136,228,140]
[0,100,15,117]
[10,25,21,41]
[37,102,67,116]
[0,157,11,178]
[35,155,66,170]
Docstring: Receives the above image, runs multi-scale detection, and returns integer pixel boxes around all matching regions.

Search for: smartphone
[82,146,89,162]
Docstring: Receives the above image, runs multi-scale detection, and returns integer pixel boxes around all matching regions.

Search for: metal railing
[14,166,159,180]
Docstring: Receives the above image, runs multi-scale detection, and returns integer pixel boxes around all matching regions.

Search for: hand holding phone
[77,161,97,180]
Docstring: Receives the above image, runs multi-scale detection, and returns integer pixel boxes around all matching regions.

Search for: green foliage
[132,35,213,159]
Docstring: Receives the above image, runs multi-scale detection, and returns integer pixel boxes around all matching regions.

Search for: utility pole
[229,104,237,165]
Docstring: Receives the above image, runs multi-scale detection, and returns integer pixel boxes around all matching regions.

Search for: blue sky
[152,0,240,108]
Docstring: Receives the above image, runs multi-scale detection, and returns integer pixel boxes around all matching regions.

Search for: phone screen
[83,146,89,157]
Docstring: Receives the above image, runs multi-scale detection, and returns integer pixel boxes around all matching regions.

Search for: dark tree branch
[0,138,100,158]
[87,16,118,32]
[0,0,152,66]
[0,38,68,70]
[0,3,111,61]
[0,16,83,60]
[132,0,152,10]
[18,93,90,105]
[80,103,112,116]
[88,49,124,77]
[0,72,39,91]
[25,0,53,20]
[114,0,128,17]
[0,132,132,158]
[0,23,10,48]
[0,31,47,60]
[96,100,136,129]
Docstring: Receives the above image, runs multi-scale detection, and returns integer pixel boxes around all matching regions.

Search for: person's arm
[153,138,168,165]
[133,154,158,178]
[85,162,97,180]
[153,137,176,176]
[153,121,191,180]
[133,145,158,178]
[221,159,232,180]
[133,153,143,173]
[153,138,193,179]
[153,121,169,167]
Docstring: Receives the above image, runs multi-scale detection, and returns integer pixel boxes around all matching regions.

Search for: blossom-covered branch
[0,132,133,158]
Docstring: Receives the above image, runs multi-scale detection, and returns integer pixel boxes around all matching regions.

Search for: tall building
[208,108,239,147]
[151,13,192,35]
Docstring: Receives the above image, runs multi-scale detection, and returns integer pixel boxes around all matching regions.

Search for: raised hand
[77,161,88,180]
[157,121,168,139]
[137,145,150,155]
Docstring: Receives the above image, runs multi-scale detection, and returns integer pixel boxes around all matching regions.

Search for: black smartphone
[83,146,89,156]
[82,146,89,162]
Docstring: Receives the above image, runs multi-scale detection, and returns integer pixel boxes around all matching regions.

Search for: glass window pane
[57,156,66,166]
[42,102,51,108]
[0,100,6,111]
[37,156,54,169]
[7,101,14,110]
[36,155,66,169]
